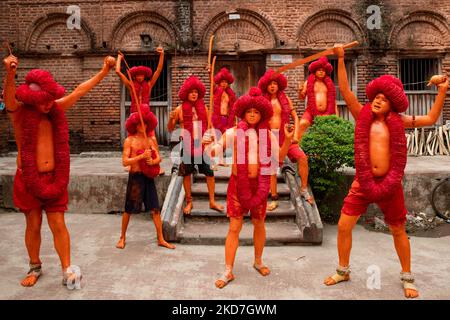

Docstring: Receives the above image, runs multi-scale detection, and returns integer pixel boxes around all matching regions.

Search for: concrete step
[190,182,290,198]
[193,166,285,182]
[187,200,296,221]
[178,220,307,246]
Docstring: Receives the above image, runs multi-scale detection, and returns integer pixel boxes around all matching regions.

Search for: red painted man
[206,87,294,288]
[324,45,448,298]
[211,67,237,133]
[116,105,175,250]
[298,56,338,131]
[258,70,312,210]
[167,76,223,215]
[116,47,165,174]
[3,53,115,287]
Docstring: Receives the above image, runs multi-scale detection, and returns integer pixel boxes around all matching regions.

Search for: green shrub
[300,115,355,223]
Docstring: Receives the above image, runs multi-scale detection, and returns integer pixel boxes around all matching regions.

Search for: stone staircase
[162,162,323,246]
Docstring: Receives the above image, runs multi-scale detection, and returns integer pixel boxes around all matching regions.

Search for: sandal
[400,272,419,298]
[253,263,271,276]
[324,265,351,286]
[21,263,42,287]
[62,266,83,289]
[215,273,235,289]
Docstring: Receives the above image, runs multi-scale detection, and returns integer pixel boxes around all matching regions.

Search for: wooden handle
[207,35,215,67]
[208,56,217,130]
[275,40,359,74]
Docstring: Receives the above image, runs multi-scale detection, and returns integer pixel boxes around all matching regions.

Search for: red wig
[234,87,273,121]
[258,69,287,93]
[16,69,65,106]
[366,75,409,113]
[178,76,206,101]
[129,66,152,79]
[126,104,158,136]
[214,67,234,85]
[308,57,333,75]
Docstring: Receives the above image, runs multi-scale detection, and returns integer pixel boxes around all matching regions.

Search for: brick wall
[0,0,449,153]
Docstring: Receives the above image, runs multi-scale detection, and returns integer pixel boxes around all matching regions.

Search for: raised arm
[333,45,363,120]
[298,80,307,101]
[167,105,181,132]
[149,46,164,89]
[56,56,115,111]
[2,55,21,113]
[402,77,448,128]
[279,124,294,162]
[115,53,131,89]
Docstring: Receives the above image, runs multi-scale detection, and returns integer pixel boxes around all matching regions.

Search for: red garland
[130,81,150,113]
[263,91,290,145]
[306,74,336,117]
[20,103,70,200]
[212,86,236,132]
[137,149,160,178]
[236,119,272,211]
[181,99,208,155]
[354,103,407,202]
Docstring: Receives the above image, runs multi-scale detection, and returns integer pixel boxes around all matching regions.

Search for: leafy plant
[301,115,355,223]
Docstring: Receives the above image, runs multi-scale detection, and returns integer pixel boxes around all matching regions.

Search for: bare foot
[404,288,419,299]
[20,274,40,287]
[158,239,176,249]
[323,273,350,286]
[253,263,270,276]
[267,201,278,211]
[116,237,126,249]
[183,201,193,215]
[215,272,235,288]
[210,202,224,212]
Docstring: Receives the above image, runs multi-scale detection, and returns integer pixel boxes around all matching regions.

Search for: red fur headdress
[366,75,409,113]
[16,69,65,106]
[126,104,158,136]
[234,87,273,121]
[258,69,287,92]
[214,67,234,85]
[129,66,152,79]
[178,76,206,101]
[308,57,333,75]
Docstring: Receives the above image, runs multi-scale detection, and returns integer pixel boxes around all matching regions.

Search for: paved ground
[0,212,449,300]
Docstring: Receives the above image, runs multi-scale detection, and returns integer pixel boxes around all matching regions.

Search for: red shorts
[286,143,306,163]
[226,174,267,220]
[301,109,314,124]
[341,178,407,226]
[301,109,335,125]
[13,169,68,213]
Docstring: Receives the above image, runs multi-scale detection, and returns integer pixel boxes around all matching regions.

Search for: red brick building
[1,0,449,153]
